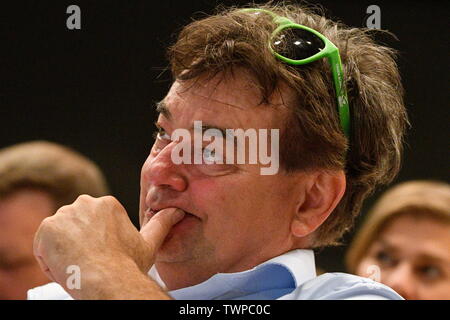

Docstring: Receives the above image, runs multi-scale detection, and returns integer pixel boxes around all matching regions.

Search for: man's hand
[33,195,184,299]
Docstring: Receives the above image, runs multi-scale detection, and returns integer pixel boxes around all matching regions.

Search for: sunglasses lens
[272,28,325,60]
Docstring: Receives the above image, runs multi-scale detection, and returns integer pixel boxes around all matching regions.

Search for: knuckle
[55,204,71,214]
[41,216,55,225]
[101,195,117,205]
[77,194,93,202]
[102,195,116,201]
[39,216,56,232]
[101,195,126,213]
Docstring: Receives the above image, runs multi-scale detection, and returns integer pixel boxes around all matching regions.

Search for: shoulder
[27,282,73,300]
[278,272,403,300]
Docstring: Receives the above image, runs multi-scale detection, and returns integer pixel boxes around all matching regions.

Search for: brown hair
[0,141,109,210]
[346,180,450,273]
[167,2,408,247]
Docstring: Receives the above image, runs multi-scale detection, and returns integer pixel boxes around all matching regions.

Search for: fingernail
[172,209,185,223]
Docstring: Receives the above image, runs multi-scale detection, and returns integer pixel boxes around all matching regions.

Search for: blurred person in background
[0,141,109,299]
[346,180,450,300]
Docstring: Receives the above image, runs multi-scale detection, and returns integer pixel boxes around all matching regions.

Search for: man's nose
[142,144,188,192]
[382,263,418,300]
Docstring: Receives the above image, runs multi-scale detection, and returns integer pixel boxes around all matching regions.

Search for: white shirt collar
[149,249,316,300]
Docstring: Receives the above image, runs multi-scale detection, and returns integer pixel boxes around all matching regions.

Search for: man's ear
[291,170,346,238]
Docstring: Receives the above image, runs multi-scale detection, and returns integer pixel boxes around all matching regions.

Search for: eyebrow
[155,101,172,120]
[155,101,236,140]
[155,118,233,139]
[415,253,447,265]
[377,239,399,254]
[196,123,233,139]
[378,240,448,265]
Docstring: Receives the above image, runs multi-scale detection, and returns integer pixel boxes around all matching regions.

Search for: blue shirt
[27,249,403,300]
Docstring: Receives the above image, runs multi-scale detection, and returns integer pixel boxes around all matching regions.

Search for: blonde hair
[168,2,408,247]
[346,180,450,273]
[0,141,109,209]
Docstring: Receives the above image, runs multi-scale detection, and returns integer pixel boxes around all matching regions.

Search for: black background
[1,0,448,272]
[0,300,439,317]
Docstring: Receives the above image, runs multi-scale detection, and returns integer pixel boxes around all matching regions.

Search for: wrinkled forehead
[163,70,294,128]
[178,72,262,108]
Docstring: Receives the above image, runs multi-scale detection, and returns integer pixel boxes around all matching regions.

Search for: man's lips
[142,207,200,237]
[145,207,198,219]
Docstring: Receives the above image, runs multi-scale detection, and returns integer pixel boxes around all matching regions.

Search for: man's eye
[202,146,226,164]
[153,127,170,140]
[203,148,217,163]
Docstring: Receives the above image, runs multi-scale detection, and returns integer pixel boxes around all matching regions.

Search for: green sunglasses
[241,8,350,138]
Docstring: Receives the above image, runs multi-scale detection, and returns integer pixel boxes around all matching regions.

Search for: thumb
[140,208,185,251]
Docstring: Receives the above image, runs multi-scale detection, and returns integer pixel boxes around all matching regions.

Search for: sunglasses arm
[328,51,350,138]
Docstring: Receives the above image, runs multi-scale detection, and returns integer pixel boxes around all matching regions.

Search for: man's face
[139,72,306,286]
[356,214,450,300]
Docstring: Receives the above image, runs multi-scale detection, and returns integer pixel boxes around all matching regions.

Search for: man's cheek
[141,155,152,177]
[140,153,158,192]
[202,208,240,238]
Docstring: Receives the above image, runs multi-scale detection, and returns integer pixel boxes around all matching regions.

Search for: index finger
[139,208,185,252]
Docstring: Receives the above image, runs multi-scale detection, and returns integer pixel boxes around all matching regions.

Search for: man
[0,141,109,299]
[29,3,408,299]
